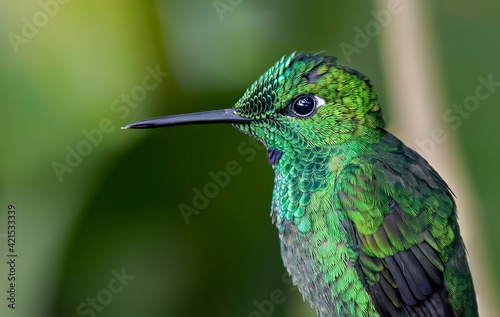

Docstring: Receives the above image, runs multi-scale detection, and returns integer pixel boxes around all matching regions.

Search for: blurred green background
[1,1,499,316]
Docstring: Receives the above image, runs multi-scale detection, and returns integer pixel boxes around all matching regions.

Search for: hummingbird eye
[288,94,325,118]
[293,96,315,116]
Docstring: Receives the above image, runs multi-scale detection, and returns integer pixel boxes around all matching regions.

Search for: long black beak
[122,109,253,129]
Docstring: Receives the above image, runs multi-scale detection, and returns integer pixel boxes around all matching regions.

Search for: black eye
[292,95,316,117]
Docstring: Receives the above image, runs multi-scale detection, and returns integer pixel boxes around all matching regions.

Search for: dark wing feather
[334,133,477,317]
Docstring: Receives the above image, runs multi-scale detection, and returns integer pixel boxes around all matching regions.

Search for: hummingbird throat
[266,147,283,165]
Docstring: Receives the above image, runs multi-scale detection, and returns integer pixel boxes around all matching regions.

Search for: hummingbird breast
[270,148,378,317]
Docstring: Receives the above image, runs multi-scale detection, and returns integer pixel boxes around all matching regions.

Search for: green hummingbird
[124,52,478,317]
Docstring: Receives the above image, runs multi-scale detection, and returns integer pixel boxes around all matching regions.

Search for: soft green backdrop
[0,1,498,317]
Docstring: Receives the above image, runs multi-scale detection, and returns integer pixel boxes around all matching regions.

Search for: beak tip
[122,123,151,129]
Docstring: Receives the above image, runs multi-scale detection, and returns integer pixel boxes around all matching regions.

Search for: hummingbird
[123,52,478,317]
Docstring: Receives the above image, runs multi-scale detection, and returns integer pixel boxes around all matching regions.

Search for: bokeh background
[1,1,499,316]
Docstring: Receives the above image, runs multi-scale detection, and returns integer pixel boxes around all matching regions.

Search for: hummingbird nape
[124,52,479,317]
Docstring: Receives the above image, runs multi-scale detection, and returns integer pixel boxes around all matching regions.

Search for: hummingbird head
[231,52,385,153]
[124,52,385,158]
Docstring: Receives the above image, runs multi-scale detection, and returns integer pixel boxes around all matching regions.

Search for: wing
[334,134,477,317]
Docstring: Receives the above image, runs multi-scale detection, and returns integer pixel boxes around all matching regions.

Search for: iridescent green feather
[230,52,478,317]
[127,51,480,317]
